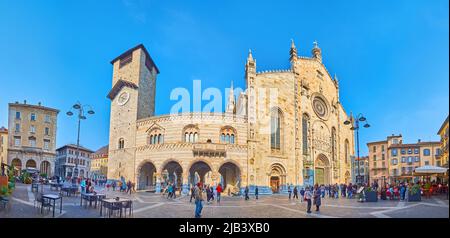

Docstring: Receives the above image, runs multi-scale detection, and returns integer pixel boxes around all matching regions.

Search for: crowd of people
[55,176,448,218]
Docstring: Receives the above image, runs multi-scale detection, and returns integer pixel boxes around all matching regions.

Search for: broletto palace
[106,41,355,195]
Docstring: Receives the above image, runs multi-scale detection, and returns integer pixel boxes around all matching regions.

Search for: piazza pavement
[0,183,448,218]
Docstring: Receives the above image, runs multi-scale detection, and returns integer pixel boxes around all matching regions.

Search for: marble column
[155,172,162,194]
[182,173,189,195]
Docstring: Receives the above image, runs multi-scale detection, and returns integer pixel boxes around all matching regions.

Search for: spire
[247,49,253,61]
[334,73,339,87]
[226,81,236,114]
[334,74,340,103]
[290,39,297,62]
[312,40,322,63]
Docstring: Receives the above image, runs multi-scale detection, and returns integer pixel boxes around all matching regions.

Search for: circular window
[312,95,329,119]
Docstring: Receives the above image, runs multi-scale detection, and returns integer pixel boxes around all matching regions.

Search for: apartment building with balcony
[368,134,441,184]
[7,101,59,176]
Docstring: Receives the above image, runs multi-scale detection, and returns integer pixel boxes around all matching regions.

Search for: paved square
[1,183,448,218]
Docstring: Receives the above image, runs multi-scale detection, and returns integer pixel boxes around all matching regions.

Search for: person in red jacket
[216,183,223,204]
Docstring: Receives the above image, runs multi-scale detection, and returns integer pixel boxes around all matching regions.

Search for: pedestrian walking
[293,186,299,199]
[288,185,292,199]
[210,186,214,201]
[244,186,250,200]
[194,182,204,218]
[216,184,223,203]
[255,186,259,200]
[313,184,322,212]
[299,187,305,202]
[127,180,132,194]
[206,185,212,204]
[304,187,312,213]
[190,185,196,203]
[168,183,174,199]
[173,183,177,199]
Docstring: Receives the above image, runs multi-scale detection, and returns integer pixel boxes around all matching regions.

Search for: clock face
[117,91,130,106]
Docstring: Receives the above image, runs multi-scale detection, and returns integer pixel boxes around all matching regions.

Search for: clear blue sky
[0,0,448,155]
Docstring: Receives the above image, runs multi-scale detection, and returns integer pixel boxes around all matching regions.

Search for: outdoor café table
[81,193,106,208]
[100,198,131,218]
[42,194,62,218]
[61,186,77,197]
[50,183,62,191]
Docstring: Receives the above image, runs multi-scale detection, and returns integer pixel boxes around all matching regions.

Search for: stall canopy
[413,165,447,176]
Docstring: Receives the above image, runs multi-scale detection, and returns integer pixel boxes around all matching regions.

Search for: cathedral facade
[106,41,355,194]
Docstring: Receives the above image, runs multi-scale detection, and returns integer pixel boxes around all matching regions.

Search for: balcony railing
[21,146,43,153]
[193,143,226,157]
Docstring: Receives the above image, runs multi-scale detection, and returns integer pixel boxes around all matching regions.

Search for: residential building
[7,101,59,176]
[351,156,369,184]
[0,127,8,175]
[368,134,441,184]
[437,116,449,169]
[90,145,108,180]
[437,116,449,183]
[55,144,94,179]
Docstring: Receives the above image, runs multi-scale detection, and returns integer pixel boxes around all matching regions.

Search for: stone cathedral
[106,41,355,195]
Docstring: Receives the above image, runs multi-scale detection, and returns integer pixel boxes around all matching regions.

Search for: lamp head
[73,104,81,109]
[66,111,73,116]
[344,120,351,125]
[359,116,366,122]
[364,123,370,128]
[87,110,95,115]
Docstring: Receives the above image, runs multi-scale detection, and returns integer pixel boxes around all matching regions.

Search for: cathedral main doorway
[315,168,325,185]
[315,154,330,185]
[268,163,286,193]
[270,176,280,193]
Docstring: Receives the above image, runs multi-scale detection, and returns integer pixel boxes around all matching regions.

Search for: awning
[413,165,447,176]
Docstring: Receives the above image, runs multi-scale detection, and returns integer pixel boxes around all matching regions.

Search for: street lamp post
[344,113,370,187]
[67,102,94,184]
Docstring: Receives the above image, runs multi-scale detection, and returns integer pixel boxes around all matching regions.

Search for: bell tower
[107,44,159,180]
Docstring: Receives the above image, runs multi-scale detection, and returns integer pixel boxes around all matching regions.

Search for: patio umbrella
[413,165,447,176]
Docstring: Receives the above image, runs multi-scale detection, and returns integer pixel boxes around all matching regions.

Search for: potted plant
[0,185,10,199]
[365,187,378,202]
[408,184,421,202]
